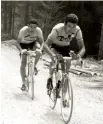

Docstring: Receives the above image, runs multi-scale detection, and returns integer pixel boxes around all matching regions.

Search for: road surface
[1,44,103,124]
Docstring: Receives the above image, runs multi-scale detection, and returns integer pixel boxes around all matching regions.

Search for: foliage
[1,1,103,58]
[1,33,12,41]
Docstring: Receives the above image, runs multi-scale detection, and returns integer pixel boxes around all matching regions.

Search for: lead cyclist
[43,13,86,95]
[16,19,44,91]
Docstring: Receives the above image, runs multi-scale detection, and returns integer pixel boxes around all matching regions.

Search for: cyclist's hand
[76,54,82,60]
[69,51,82,60]
[69,50,77,60]
[20,49,27,54]
[76,57,83,67]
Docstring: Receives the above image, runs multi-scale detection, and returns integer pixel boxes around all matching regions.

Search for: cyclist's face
[28,24,37,31]
[65,22,76,33]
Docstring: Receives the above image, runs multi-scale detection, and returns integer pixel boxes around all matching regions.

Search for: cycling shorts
[51,43,70,57]
[20,42,35,50]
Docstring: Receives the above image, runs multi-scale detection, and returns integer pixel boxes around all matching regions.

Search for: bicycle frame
[54,56,72,87]
[62,56,72,76]
[48,55,73,123]
[60,57,73,124]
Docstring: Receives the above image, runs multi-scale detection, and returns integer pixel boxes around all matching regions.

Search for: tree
[24,2,30,25]
[33,1,65,39]
[8,2,12,36]
[2,1,7,33]
[98,20,103,60]
[1,1,103,58]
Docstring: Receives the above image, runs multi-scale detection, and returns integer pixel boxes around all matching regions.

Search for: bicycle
[21,50,36,100]
[47,54,73,124]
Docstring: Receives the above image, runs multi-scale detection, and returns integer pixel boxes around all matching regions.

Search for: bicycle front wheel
[31,75,34,100]
[25,63,30,92]
[28,62,35,100]
[61,75,73,124]
[30,63,35,100]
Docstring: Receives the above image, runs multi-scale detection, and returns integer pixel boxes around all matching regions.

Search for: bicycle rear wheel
[61,75,73,124]
[49,72,57,109]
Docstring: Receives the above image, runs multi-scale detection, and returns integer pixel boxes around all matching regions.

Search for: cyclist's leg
[32,42,42,75]
[48,48,56,78]
[47,44,65,95]
[47,48,57,92]
[47,60,54,90]
[48,44,62,81]
[59,45,70,99]
[33,42,41,66]
[20,53,27,86]
[19,43,28,90]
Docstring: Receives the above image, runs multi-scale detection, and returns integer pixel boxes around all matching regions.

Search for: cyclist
[17,19,44,91]
[44,13,86,95]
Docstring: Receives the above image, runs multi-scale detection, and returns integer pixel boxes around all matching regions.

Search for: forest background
[1,1,103,59]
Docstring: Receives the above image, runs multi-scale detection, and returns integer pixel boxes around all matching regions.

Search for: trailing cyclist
[17,19,44,91]
[43,13,86,95]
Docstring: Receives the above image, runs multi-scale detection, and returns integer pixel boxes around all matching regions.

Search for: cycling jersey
[48,23,83,45]
[18,26,43,44]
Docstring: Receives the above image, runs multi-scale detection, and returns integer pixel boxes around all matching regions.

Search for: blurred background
[1,1,103,59]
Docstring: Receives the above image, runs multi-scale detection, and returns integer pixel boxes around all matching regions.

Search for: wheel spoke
[61,76,73,123]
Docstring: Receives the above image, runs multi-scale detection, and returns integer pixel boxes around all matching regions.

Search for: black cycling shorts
[51,43,70,57]
[20,42,35,50]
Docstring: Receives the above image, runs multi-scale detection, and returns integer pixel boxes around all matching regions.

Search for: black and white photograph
[1,0,103,124]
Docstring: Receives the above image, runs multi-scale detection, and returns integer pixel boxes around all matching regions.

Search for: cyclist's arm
[77,39,85,58]
[16,30,24,52]
[76,30,86,58]
[43,41,55,58]
[37,28,44,51]
[44,29,61,57]
[37,36,44,51]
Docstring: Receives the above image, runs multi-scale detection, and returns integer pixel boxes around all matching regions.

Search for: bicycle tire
[61,75,73,124]
[49,72,57,109]
[26,60,35,100]
[30,62,35,100]
[31,74,34,100]
[25,62,30,92]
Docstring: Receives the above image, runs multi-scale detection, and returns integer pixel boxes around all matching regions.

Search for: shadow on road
[42,108,64,124]
[14,91,39,102]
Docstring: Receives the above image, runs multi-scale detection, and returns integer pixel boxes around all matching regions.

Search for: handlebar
[21,50,36,57]
[54,54,72,61]
[53,50,82,62]
[62,56,72,60]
